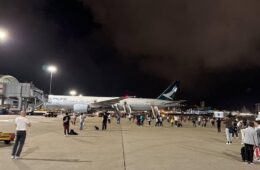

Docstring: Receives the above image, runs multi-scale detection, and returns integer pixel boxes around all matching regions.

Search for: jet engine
[73,104,89,113]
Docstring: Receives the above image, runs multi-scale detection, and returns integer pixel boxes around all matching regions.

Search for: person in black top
[63,113,71,136]
[217,118,221,132]
[192,117,196,127]
[232,119,238,138]
[102,112,108,130]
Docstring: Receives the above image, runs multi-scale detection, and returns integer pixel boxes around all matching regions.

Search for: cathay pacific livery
[45,81,183,114]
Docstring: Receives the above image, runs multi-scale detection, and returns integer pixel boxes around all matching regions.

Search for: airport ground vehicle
[0,106,9,115]
[29,110,57,117]
[44,111,57,117]
[0,132,15,144]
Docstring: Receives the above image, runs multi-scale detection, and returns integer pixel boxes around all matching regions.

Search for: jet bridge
[0,75,44,112]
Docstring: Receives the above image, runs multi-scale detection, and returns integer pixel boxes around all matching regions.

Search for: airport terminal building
[0,75,44,112]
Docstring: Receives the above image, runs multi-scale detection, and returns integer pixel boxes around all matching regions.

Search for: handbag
[254,147,259,159]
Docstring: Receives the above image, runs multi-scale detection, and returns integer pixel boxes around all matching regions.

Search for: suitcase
[241,146,245,161]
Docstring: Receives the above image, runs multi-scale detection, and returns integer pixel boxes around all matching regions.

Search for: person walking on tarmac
[244,121,258,164]
[11,111,31,159]
[102,112,108,130]
[63,113,71,136]
[79,113,86,130]
[192,117,196,127]
[217,118,221,132]
[108,114,111,124]
[232,119,239,138]
[71,112,77,125]
[224,115,233,144]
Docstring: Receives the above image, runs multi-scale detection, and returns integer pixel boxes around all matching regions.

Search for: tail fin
[156,81,180,100]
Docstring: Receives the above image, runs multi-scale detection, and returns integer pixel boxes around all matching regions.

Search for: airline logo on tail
[157,81,180,100]
[162,86,177,100]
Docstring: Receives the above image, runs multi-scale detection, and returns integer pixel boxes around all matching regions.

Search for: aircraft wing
[90,96,128,108]
[163,100,186,107]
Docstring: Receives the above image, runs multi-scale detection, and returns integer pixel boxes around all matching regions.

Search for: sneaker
[11,156,15,159]
[14,156,20,160]
[250,162,254,165]
[241,142,244,145]
[226,142,229,144]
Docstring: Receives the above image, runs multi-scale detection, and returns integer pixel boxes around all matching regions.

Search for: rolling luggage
[241,146,245,161]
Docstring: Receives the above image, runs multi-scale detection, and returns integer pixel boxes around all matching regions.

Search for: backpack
[69,129,78,135]
[64,116,69,124]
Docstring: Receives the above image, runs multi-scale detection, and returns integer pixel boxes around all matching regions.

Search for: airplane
[45,95,128,113]
[114,81,184,115]
[44,81,184,115]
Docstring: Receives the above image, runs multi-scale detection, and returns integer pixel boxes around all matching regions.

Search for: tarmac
[0,115,259,170]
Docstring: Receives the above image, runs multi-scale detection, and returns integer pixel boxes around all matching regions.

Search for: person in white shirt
[79,113,86,130]
[108,114,111,124]
[11,111,31,159]
[71,112,77,125]
[244,121,258,164]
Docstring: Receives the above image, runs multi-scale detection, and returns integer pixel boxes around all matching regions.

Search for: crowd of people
[222,114,260,164]
[10,110,260,165]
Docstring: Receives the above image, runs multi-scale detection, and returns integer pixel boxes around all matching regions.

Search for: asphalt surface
[0,115,259,170]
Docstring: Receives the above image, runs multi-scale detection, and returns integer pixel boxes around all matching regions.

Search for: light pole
[47,65,57,94]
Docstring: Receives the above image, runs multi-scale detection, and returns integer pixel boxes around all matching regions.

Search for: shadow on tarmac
[222,151,241,162]
[0,143,13,148]
[13,160,32,170]
[21,157,92,163]
[68,135,100,138]
[22,146,40,156]
[209,137,225,143]
[83,129,129,132]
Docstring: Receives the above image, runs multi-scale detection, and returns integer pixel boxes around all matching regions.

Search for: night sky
[1,0,260,111]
